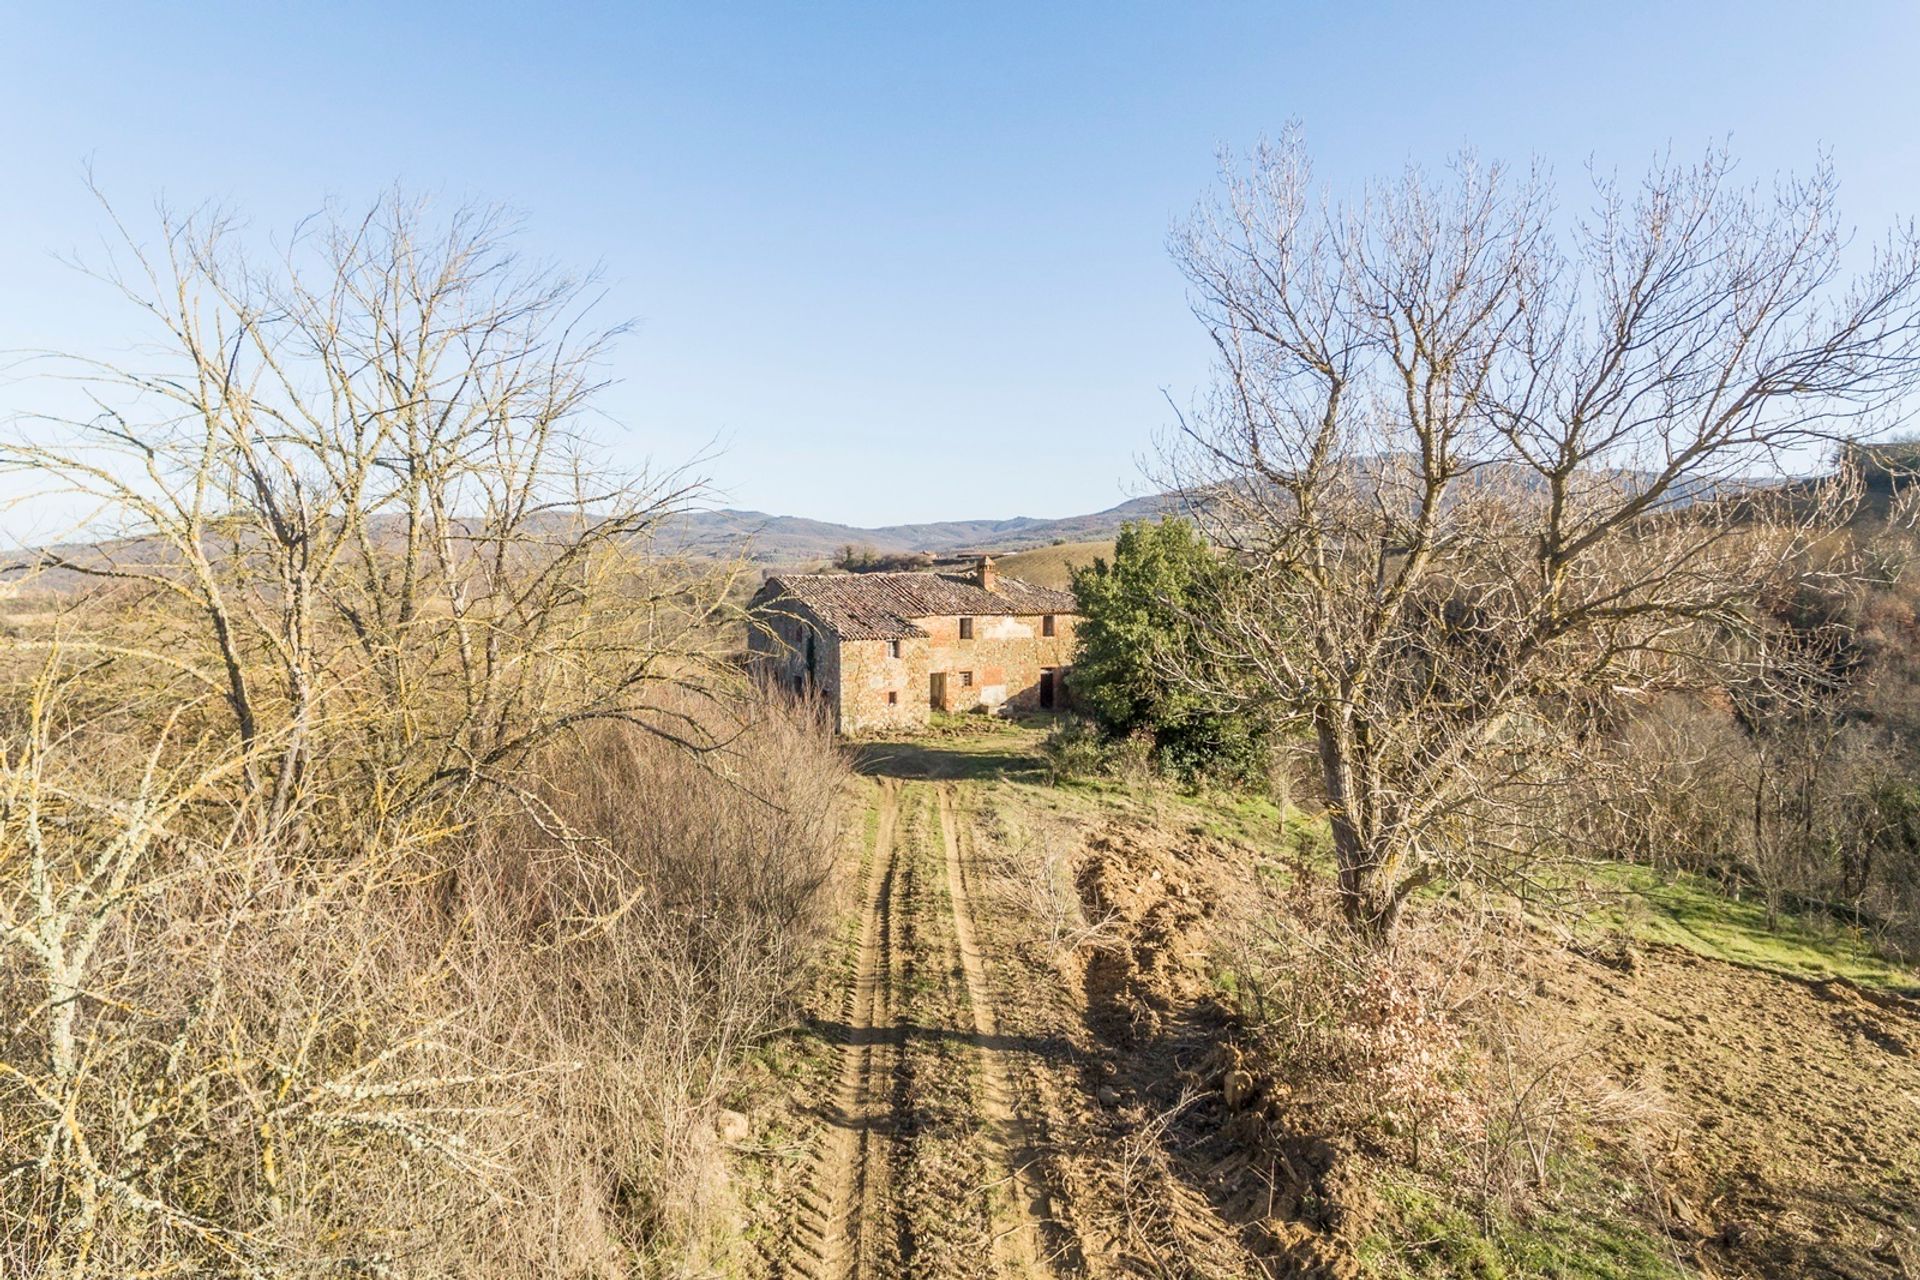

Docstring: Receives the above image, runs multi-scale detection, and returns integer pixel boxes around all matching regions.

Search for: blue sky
[4,2,1919,526]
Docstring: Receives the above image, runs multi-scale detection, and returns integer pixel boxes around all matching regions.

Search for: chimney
[976,555,997,592]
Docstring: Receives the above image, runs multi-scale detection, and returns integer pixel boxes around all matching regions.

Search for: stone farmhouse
[748,557,1079,733]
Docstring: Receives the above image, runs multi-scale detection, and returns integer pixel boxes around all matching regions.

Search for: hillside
[733,719,1920,1280]
[3,499,1164,599]
[658,494,1171,563]
[991,539,1116,589]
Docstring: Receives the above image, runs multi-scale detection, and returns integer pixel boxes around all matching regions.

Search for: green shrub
[1069,517,1273,785]
[1040,716,1111,782]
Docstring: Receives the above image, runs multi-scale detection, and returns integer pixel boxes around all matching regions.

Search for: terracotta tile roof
[751,570,1079,640]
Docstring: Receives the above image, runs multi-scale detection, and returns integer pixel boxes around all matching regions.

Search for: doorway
[1039,668,1056,710]
[929,671,948,711]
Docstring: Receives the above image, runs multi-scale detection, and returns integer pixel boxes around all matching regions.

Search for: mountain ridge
[659,493,1175,562]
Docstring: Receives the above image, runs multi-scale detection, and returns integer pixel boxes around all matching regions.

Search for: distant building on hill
[747,557,1079,733]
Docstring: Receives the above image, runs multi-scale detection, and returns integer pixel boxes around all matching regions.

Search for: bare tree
[0,189,848,1275]
[1166,134,1920,937]
[3,190,740,836]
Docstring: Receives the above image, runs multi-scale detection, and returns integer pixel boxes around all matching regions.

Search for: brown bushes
[464,703,849,1265]
[1217,871,1669,1233]
[0,677,846,1276]
[1221,882,1484,1171]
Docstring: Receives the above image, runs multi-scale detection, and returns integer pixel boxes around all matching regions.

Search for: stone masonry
[747,558,1079,733]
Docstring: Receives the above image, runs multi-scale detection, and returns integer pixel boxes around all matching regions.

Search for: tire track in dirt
[787,778,904,1279]
[937,784,1075,1277]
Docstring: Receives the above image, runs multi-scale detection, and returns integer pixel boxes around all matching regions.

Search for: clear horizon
[5,2,1920,531]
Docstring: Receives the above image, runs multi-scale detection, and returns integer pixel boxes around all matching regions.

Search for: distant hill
[991,540,1116,590]
[659,494,1174,564]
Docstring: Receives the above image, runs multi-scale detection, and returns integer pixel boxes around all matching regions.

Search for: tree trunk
[1329,811,1404,940]
[1319,717,1405,941]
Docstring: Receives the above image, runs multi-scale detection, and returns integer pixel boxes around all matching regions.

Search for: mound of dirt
[1074,824,1221,1046]
[1064,820,1360,1277]
[1070,819,1920,1278]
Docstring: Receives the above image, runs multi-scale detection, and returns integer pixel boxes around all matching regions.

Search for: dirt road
[768,777,1084,1279]
[784,778,906,1279]
[936,783,1061,1275]
[763,769,1282,1280]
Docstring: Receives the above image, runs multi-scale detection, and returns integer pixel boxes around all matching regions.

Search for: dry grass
[0,678,845,1276]
[0,196,851,1274]
[992,541,1113,590]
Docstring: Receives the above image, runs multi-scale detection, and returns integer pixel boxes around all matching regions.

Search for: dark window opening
[960,670,974,688]
[887,690,898,705]
[1042,614,1056,637]
[958,617,973,640]
[887,639,901,658]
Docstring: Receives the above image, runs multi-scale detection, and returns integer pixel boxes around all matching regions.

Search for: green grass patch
[1179,787,1287,845]
[1360,1167,1690,1280]
[1577,860,1916,991]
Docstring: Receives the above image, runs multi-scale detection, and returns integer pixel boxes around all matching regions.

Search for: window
[887,690,898,705]
[1042,614,1056,637]
[959,617,974,640]
[887,639,901,658]
[959,671,974,687]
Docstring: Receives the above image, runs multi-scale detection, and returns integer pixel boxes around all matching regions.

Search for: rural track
[779,777,1075,1279]
[936,783,1072,1277]
[786,778,905,1280]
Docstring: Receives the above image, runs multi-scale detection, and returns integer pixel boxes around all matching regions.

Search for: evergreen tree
[1070,518,1266,781]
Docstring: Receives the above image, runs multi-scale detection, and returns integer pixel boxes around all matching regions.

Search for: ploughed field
[727,723,1920,1280]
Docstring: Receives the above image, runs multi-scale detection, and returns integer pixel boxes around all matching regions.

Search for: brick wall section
[916,612,1077,716]
[747,600,849,729]
[836,636,932,733]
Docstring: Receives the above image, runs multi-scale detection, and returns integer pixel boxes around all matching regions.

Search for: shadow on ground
[851,738,1048,783]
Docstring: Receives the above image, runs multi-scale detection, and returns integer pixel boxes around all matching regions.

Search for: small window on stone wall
[960,670,973,687]
[888,639,901,658]
[888,690,898,705]
[959,617,974,640]
[1043,614,1055,636]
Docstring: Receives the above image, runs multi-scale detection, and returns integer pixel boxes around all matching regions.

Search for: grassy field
[1552,860,1920,992]
[992,539,1114,589]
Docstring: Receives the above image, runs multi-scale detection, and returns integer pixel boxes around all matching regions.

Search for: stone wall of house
[916,612,1078,715]
[836,636,932,734]
[750,597,1080,733]
[747,602,846,729]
